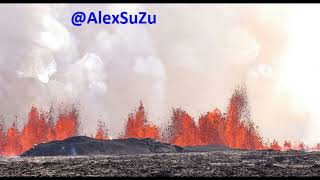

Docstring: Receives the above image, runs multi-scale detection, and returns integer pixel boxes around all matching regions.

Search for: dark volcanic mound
[20,136,185,157]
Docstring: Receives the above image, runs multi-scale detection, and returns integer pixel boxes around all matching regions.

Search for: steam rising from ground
[0,4,318,144]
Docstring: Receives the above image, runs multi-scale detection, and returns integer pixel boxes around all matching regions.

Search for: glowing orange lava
[95,120,108,140]
[270,140,281,151]
[198,108,225,146]
[54,107,79,141]
[283,140,292,150]
[4,120,22,155]
[0,105,79,156]
[166,85,264,150]
[123,102,160,140]
[1,85,320,156]
[167,108,201,146]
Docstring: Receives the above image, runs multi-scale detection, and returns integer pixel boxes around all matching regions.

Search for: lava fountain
[122,101,160,140]
[1,85,319,156]
[0,105,79,156]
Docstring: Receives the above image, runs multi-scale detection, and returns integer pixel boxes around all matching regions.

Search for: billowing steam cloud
[0,4,317,144]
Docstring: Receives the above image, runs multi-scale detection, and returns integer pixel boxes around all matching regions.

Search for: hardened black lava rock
[1,150,320,176]
[20,136,185,157]
[2,136,319,176]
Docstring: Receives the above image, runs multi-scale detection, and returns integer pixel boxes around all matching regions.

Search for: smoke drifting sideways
[0,4,316,144]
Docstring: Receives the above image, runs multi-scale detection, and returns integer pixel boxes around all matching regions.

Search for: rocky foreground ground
[1,150,320,176]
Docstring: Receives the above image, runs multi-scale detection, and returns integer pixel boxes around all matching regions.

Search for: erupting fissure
[95,120,108,140]
[122,101,160,140]
[0,105,79,156]
[0,85,318,156]
[165,85,264,149]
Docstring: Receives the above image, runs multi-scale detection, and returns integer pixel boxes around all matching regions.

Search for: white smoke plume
[0,4,318,145]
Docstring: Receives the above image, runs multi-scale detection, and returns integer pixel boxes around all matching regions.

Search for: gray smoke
[0,4,316,144]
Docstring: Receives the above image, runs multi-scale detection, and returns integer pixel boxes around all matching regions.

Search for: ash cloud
[0,4,316,144]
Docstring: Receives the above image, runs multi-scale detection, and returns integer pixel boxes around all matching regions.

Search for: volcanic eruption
[122,101,160,140]
[95,120,109,140]
[0,105,79,156]
[165,85,264,149]
[0,85,319,156]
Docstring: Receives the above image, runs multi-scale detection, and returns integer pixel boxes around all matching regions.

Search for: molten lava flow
[283,140,292,150]
[198,108,225,145]
[54,107,79,141]
[143,124,160,140]
[95,120,108,140]
[228,86,263,149]
[294,142,306,151]
[166,85,264,150]
[3,85,320,156]
[313,144,320,150]
[242,121,264,150]
[167,108,201,146]
[224,85,264,149]
[46,118,56,142]
[0,105,80,156]
[123,102,160,140]
[19,107,47,152]
[270,140,281,151]
[3,120,22,155]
